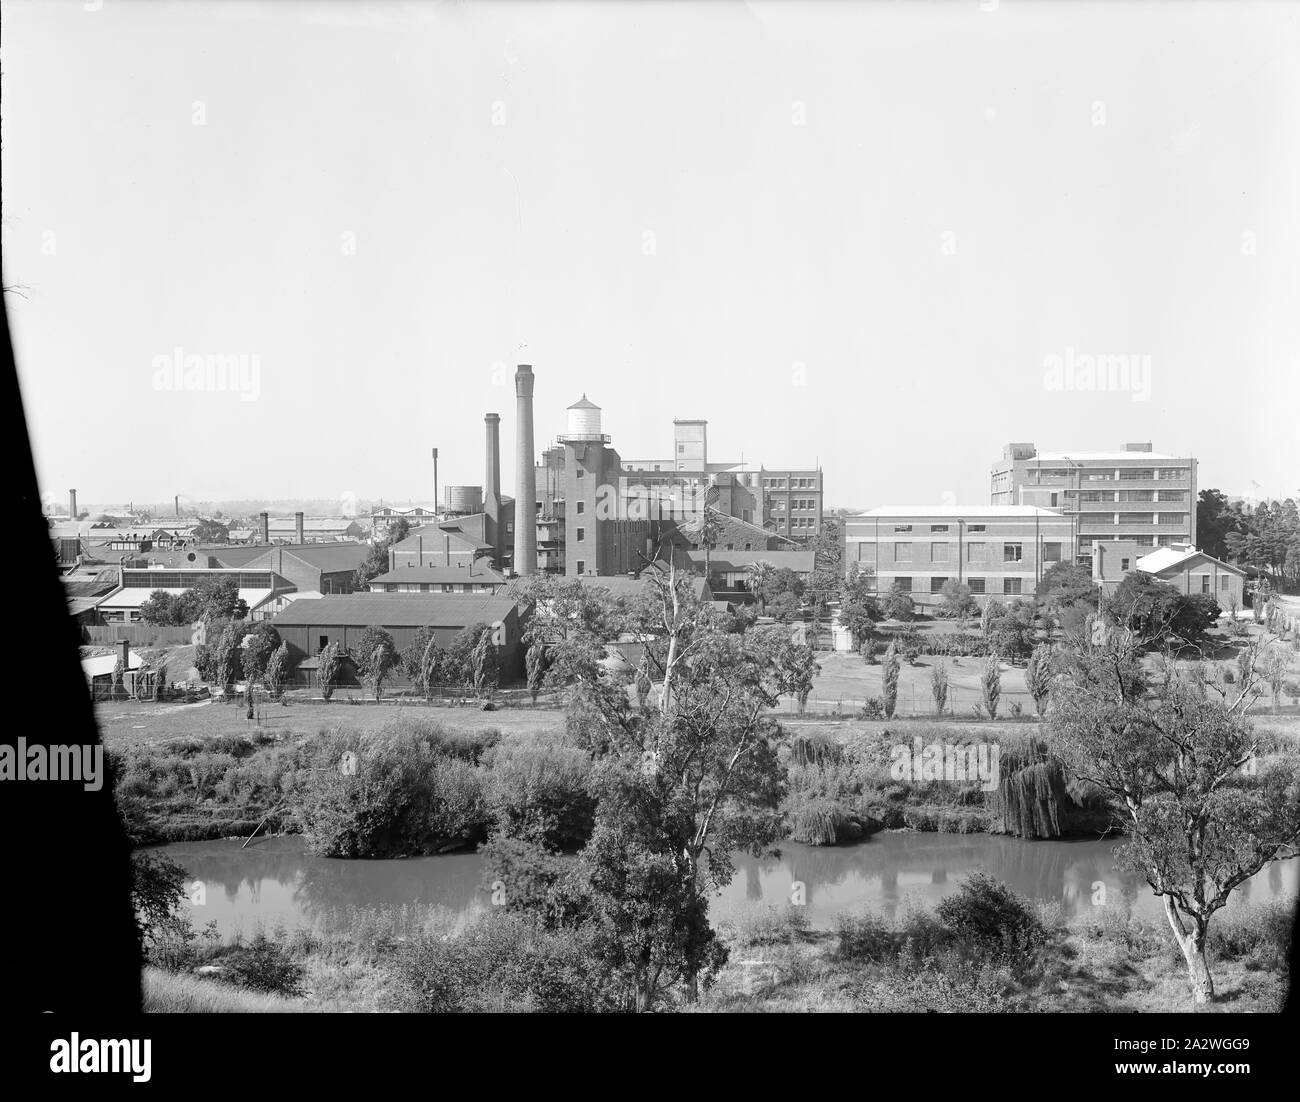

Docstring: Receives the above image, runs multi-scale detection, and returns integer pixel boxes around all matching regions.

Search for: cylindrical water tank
[566,394,602,437]
[444,485,483,515]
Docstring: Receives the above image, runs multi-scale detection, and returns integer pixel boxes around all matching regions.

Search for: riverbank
[108,712,1140,847]
[140,894,1292,1013]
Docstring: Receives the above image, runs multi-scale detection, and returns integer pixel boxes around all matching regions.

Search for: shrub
[861,697,885,719]
[934,871,1046,959]
[388,913,617,1013]
[835,912,896,962]
[789,796,854,845]
[727,905,810,948]
[481,743,595,849]
[222,932,305,997]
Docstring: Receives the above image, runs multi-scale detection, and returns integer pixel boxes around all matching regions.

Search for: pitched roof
[681,549,815,573]
[370,564,506,585]
[568,394,600,410]
[269,592,525,628]
[1137,547,1244,577]
[395,523,493,553]
[574,573,711,601]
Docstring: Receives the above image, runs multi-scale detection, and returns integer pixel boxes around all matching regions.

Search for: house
[1092,541,1245,606]
[267,516,366,543]
[268,592,531,681]
[368,562,508,594]
[674,548,814,604]
[390,523,495,571]
[81,643,144,698]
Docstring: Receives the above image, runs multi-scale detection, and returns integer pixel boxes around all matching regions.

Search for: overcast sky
[4,0,1298,513]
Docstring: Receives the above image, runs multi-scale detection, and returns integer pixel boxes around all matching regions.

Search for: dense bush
[934,871,1047,957]
[295,725,489,857]
[222,932,306,997]
[388,912,617,1012]
[482,742,595,848]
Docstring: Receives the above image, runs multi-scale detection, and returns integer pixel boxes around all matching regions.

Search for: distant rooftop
[855,505,1067,518]
[1034,451,1180,462]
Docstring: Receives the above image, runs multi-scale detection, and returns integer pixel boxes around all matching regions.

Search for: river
[151,833,1299,939]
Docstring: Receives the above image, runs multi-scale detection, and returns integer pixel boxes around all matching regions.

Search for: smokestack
[432,447,440,519]
[295,511,304,544]
[484,414,501,556]
[514,365,537,576]
[175,495,180,518]
[260,511,269,545]
[69,489,78,520]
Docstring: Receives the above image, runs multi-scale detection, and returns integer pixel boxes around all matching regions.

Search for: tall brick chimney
[295,511,304,544]
[260,511,270,544]
[513,365,537,576]
[484,413,501,559]
[69,489,78,521]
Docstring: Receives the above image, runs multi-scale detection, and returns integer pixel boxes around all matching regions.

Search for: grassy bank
[141,890,1292,1014]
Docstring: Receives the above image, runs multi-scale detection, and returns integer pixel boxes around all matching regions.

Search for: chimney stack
[69,488,78,521]
[514,365,537,576]
[295,511,304,544]
[260,511,270,544]
[484,414,502,558]
[175,495,180,519]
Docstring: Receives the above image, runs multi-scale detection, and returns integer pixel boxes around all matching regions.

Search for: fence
[782,684,1040,719]
[84,624,194,647]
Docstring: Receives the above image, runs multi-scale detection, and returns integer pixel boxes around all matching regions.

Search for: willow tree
[1050,632,1300,1005]
[930,662,949,715]
[525,641,548,703]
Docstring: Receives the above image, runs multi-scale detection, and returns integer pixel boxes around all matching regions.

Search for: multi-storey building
[990,442,1196,568]
[844,505,1076,609]
[759,468,824,539]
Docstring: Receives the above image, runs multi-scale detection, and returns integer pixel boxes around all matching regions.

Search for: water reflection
[153,832,1298,939]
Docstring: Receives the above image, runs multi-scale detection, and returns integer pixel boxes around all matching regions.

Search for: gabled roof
[269,592,525,628]
[680,549,815,573]
[395,523,493,553]
[1137,547,1244,577]
[370,564,507,585]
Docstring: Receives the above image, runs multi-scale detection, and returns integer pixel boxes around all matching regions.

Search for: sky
[4,0,1298,515]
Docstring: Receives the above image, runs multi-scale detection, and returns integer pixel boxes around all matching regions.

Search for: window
[1003,578,1022,595]
[576,527,585,542]
[968,542,987,562]
[1159,513,1188,526]
[677,444,685,453]
[1157,468,1188,480]
[930,524,950,533]
[1201,575,1211,594]
[1121,558,1130,571]
[1119,469,1154,480]
[1219,575,1230,590]
[930,577,948,593]
[1158,490,1185,502]
[1042,542,1062,563]
[894,524,913,533]
[1003,542,1022,562]
[576,560,586,574]
[575,501,584,515]
[894,542,912,563]
[968,524,986,532]
[968,577,985,594]
[318,635,329,653]
[506,522,514,534]
[1078,491,1104,503]
[931,542,950,563]
[1118,513,1153,525]
[575,468,584,479]
[1119,490,1153,502]
[895,577,913,593]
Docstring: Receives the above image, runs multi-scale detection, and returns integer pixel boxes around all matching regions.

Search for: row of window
[770,498,819,511]
[892,576,1023,596]
[1063,468,1189,482]
[1077,490,1187,502]
[1076,513,1189,526]
[892,541,1062,564]
[763,477,818,489]
[892,523,988,533]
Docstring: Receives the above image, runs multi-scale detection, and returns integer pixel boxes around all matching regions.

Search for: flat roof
[852,505,1067,519]
[1032,451,1182,462]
